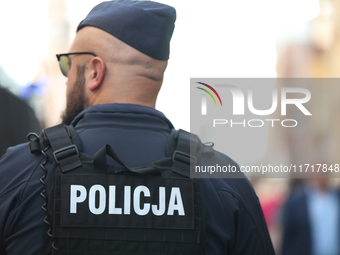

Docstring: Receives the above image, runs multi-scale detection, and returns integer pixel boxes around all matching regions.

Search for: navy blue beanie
[77,0,176,60]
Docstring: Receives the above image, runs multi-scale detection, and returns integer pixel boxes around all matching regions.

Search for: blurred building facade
[44,0,71,126]
[274,0,340,177]
[257,0,340,253]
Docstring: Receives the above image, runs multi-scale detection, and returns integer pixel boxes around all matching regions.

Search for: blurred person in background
[0,86,40,157]
[281,168,340,255]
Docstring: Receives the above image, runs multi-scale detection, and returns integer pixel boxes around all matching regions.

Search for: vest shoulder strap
[29,125,214,178]
[29,124,82,172]
[170,129,214,178]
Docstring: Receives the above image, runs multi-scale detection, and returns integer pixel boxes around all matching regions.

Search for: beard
[61,65,88,125]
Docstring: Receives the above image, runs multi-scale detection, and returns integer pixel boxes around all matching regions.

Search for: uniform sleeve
[203,177,275,255]
[0,144,45,255]
[218,190,275,255]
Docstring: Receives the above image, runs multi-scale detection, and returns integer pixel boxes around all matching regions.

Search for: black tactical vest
[28,124,212,255]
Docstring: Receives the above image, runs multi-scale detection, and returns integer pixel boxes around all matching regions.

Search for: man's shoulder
[0,143,43,197]
[199,151,274,254]
[198,148,254,191]
[198,148,261,215]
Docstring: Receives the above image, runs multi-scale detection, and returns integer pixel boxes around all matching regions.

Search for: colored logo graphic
[196,82,222,106]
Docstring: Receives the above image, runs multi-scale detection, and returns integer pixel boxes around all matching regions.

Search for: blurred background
[1,0,340,254]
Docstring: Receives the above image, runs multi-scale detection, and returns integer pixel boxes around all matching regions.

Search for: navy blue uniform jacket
[0,103,275,254]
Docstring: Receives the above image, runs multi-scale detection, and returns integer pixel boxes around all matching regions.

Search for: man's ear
[87,57,105,91]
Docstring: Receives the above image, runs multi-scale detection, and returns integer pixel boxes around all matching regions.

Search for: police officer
[0,1,275,254]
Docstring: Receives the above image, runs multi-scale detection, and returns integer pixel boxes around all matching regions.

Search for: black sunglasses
[56,52,97,77]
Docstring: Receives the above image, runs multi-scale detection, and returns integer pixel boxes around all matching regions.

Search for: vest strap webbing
[43,124,82,172]
[171,129,201,178]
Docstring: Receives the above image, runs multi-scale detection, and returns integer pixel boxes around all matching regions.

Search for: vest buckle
[53,145,79,165]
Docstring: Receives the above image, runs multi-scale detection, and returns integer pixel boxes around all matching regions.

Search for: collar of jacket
[70,103,174,132]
